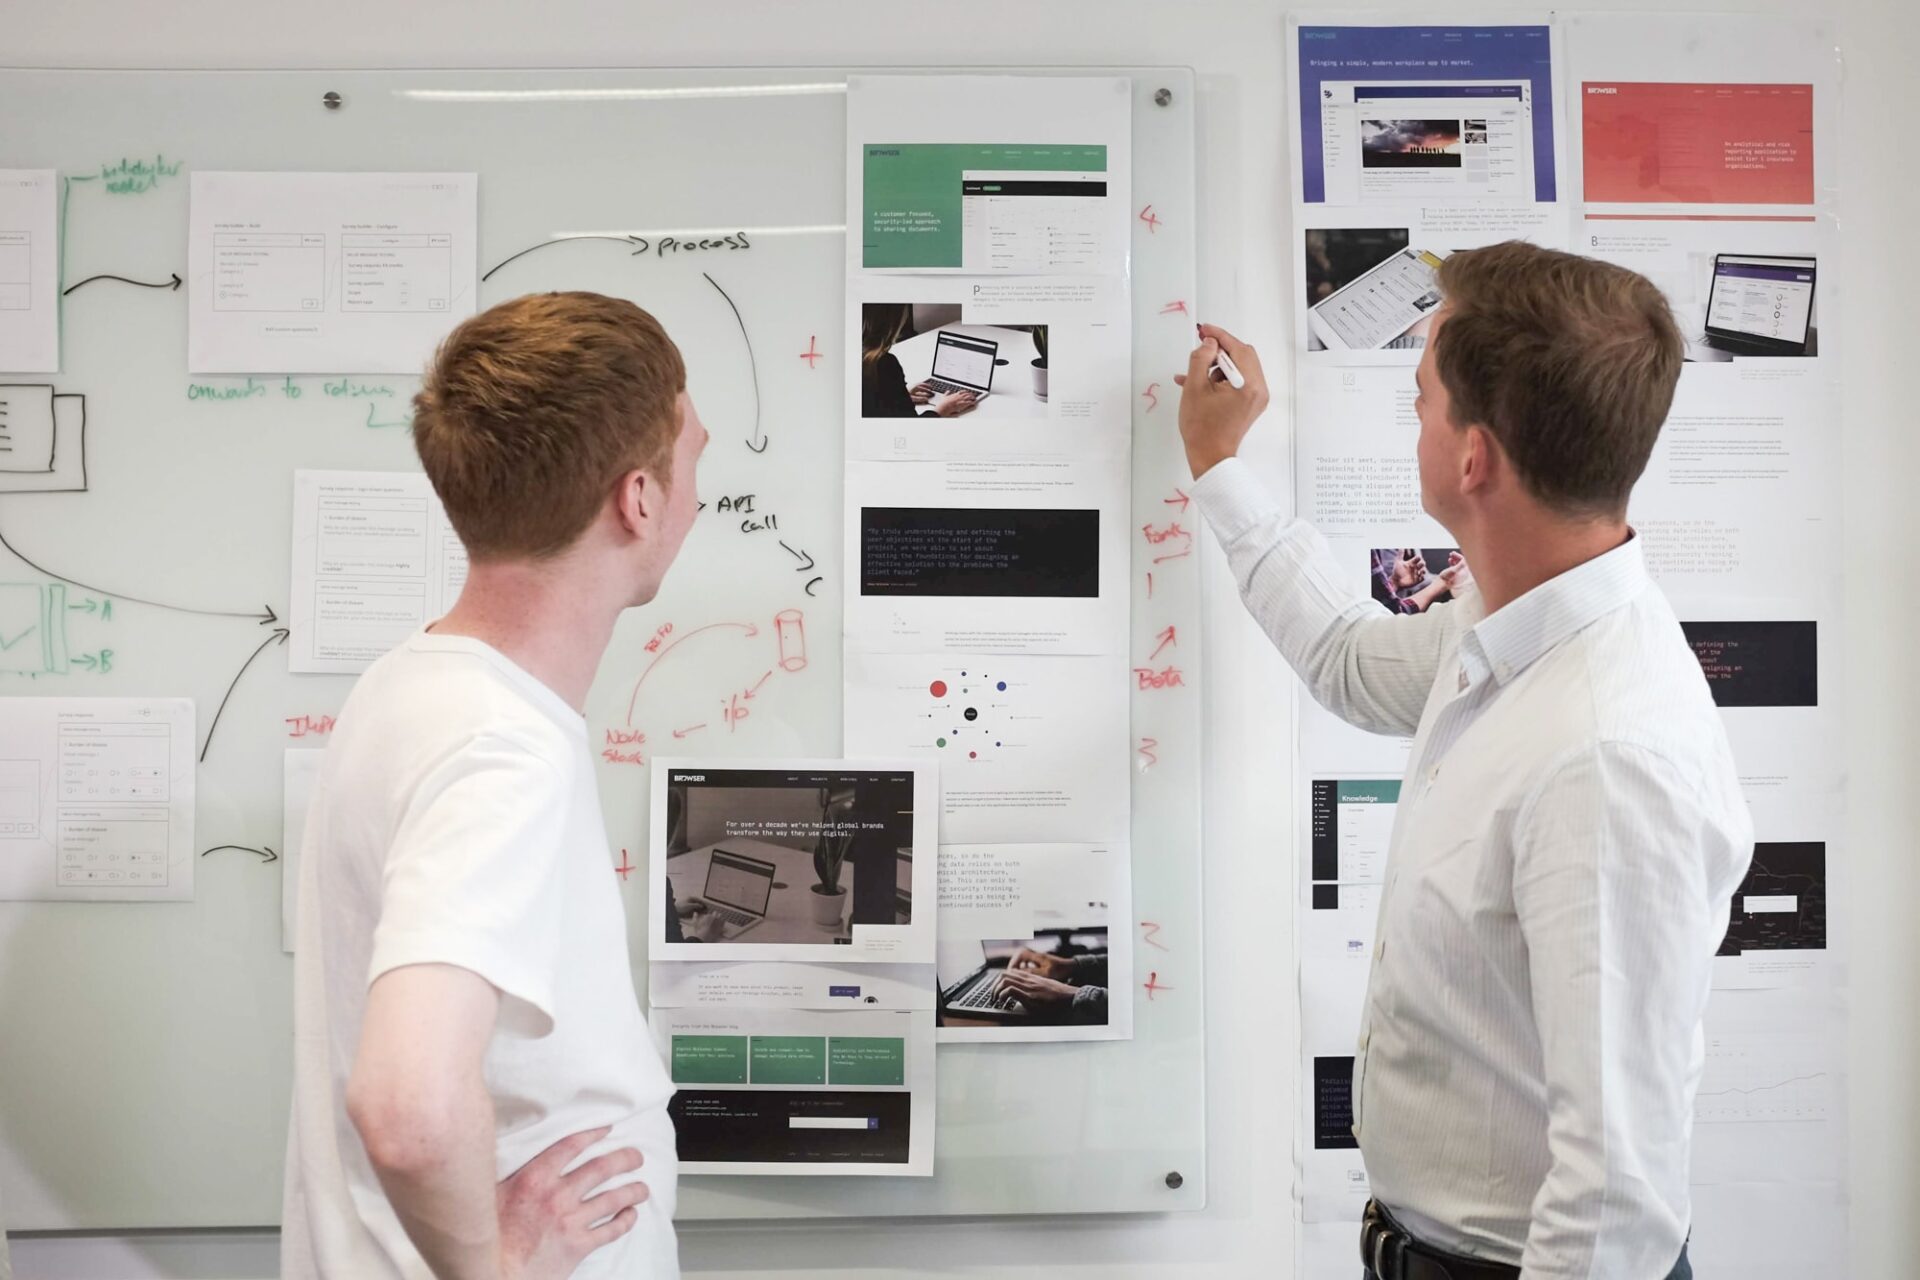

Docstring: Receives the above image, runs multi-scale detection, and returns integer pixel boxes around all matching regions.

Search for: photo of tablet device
[1307,246,1448,351]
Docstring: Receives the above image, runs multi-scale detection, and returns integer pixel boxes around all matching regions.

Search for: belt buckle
[1368,1225,1408,1279]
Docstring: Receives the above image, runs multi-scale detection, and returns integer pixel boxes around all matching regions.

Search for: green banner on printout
[1335,780,1401,805]
[750,1036,828,1085]
[671,1035,749,1084]
[828,1037,907,1087]
[861,143,1108,268]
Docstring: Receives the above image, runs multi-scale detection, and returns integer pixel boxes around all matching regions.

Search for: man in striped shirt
[1179,242,1752,1279]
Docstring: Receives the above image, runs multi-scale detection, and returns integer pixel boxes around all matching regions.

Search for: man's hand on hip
[497,1125,649,1280]
[1176,324,1269,480]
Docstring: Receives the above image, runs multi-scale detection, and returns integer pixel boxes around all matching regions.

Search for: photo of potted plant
[809,785,858,928]
[1029,324,1049,400]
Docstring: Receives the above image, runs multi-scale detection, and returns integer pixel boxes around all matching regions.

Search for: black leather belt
[1361,1200,1521,1280]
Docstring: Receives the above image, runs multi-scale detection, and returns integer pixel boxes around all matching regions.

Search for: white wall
[4,1,1915,1277]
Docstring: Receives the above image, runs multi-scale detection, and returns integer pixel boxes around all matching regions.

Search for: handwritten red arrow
[625,621,760,725]
[743,669,773,700]
[1159,300,1189,316]
[1164,489,1190,513]
[1150,626,1177,661]
[672,723,708,739]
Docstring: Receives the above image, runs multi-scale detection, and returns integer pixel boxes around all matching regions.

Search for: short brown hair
[1432,242,1682,516]
[412,292,685,559]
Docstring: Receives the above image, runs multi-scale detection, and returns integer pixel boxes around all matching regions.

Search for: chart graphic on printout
[1695,1031,1833,1124]
[920,666,1018,761]
[843,651,1127,845]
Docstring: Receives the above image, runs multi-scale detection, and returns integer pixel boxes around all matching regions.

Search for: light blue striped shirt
[1194,458,1753,1278]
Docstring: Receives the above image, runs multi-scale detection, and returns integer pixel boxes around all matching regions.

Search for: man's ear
[614,468,652,539]
[1460,424,1498,496]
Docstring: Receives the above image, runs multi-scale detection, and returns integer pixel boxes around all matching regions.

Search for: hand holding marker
[1196,324,1244,387]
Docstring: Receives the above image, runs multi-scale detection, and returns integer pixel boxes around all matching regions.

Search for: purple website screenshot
[1296,25,1558,204]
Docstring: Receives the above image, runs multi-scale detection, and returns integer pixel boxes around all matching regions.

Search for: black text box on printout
[860,507,1099,598]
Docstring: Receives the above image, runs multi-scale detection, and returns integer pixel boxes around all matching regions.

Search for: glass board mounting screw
[323,91,343,111]
[1164,1171,1184,1189]
[1154,87,1172,107]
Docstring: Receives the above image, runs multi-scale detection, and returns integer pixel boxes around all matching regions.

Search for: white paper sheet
[188,171,477,373]
[933,842,1132,1042]
[1298,774,1393,1223]
[646,758,937,965]
[288,469,468,674]
[844,651,1129,845]
[0,170,58,373]
[848,75,1131,279]
[844,456,1128,657]
[281,747,325,953]
[0,697,194,901]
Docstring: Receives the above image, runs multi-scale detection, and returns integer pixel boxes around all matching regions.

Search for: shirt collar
[1458,533,1648,689]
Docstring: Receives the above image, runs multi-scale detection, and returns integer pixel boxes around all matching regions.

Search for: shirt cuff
[1189,456,1286,543]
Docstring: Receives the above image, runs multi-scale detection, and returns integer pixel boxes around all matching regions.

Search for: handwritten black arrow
[200,843,278,863]
[703,272,765,453]
[778,540,815,573]
[0,524,278,624]
[62,271,181,296]
[199,627,290,763]
[481,235,648,284]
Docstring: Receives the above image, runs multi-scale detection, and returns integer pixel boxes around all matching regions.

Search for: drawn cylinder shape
[775,609,807,672]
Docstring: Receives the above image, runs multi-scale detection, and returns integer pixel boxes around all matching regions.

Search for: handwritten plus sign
[614,848,635,881]
[798,336,822,368]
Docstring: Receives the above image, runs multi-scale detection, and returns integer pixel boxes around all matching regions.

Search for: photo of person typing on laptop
[861,302,979,418]
[937,929,1110,1028]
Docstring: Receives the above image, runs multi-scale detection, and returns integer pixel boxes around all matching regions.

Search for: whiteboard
[0,66,1203,1228]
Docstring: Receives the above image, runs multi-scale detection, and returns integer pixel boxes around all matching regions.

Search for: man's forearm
[1189,458,1451,738]
[361,1073,504,1280]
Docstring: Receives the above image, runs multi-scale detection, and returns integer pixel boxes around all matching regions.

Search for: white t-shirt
[282,631,679,1280]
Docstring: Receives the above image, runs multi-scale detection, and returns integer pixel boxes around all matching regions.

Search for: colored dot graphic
[997,681,1007,691]
[936,737,948,747]
[929,680,948,697]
